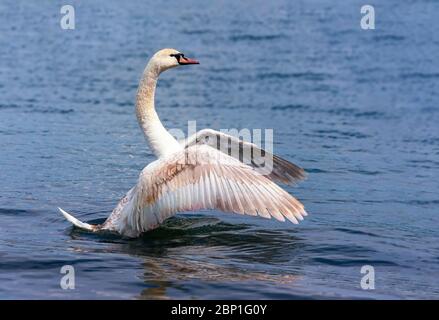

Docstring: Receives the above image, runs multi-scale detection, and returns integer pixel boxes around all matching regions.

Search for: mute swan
[59,48,307,238]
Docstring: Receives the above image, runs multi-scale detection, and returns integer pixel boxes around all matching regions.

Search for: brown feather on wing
[123,145,307,233]
[184,129,307,185]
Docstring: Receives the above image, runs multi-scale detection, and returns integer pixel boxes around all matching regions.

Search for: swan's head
[149,48,199,74]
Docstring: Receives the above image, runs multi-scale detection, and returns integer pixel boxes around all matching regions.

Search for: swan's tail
[58,207,99,232]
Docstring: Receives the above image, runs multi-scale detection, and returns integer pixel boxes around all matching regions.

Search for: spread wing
[118,144,307,235]
[183,129,306,185]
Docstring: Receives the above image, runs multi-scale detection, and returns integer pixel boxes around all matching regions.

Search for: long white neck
[135,63,182,158]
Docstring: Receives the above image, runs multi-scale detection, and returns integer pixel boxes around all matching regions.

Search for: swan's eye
[170,53,184,61]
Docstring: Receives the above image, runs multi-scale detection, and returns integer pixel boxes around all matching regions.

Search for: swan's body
[59,48,307,238]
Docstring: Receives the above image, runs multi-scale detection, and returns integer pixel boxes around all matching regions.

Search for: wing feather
[108,145,307,236]
[184,129,307,185]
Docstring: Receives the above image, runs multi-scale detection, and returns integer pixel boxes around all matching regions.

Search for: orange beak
[178,56,199,65]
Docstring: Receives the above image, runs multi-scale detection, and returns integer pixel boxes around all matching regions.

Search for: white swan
[59,48,307,238]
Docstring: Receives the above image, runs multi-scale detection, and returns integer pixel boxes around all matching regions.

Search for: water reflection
[137,256,299,300]
[69,215,305,299]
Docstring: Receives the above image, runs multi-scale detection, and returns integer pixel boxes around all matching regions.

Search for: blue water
[1,0,439,299]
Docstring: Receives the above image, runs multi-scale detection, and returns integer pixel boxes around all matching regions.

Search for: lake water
[0,0,438,299]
